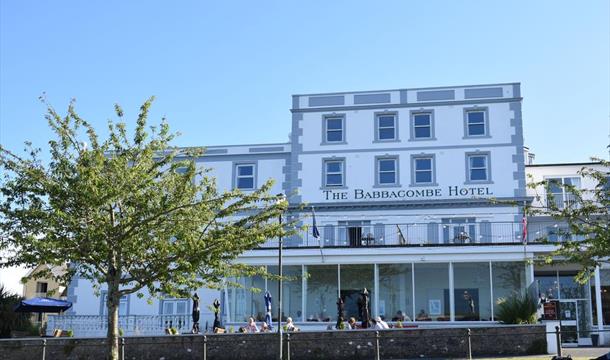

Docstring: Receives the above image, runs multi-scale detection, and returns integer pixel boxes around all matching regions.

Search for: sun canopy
[14,297,72,313]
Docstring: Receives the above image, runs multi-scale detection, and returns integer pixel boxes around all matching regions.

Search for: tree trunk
[106,279,120,360]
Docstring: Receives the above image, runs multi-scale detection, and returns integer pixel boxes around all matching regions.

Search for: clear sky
[0,1,609,293]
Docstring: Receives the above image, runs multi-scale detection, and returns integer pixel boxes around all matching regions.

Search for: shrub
[0,285,33,338]
[495,292,538,324]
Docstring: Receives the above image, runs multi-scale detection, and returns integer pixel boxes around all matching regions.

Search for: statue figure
[357,288,371,329]
[191,293,200,334]
[213,298,222,332]
[336,297,345,329]
[264,291,273,330]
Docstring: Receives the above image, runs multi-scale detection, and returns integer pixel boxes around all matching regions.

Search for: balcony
[258,221,581,248]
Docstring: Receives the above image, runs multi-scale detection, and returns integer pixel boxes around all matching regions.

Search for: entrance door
[559,300,578,346]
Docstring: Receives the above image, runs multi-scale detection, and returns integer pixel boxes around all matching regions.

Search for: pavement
[475,347,610,360]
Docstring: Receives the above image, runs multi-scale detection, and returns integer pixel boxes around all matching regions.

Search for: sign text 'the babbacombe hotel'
[322,186,493,201]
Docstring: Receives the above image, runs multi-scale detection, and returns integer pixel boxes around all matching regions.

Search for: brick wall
[0,325,547,360]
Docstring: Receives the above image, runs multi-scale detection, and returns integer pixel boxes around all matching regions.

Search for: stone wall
[0,325,547,360]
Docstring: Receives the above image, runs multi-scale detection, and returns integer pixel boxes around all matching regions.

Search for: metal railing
[258,221,583,248]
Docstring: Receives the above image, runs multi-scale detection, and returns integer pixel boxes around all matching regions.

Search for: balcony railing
[46,314,193,337]
[257,221,583,248]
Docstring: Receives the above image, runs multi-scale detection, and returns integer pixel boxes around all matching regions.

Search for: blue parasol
[14,297,72,313]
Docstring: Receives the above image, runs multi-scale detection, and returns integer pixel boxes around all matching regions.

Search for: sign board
[543,301,558,320]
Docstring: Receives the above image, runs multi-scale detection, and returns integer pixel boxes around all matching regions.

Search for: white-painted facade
[59,83,610,346]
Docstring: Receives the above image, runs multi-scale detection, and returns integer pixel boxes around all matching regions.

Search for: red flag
[522,215,528,244]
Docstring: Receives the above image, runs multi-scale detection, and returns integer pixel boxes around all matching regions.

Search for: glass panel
[559,275,586,299]
[379,264,413,321]
[227,275,266,322]
[415,171,432,183]
[164,302,174,315]
[414,263,449,321]
[327,118,343,130]
[470,169,487,181]
[414,126,431,138]
[326,130,343,142]
[176,301,187,315]
[237,177,254,189]
[537,275,559,300]
[340,264,374,321]
[468,123,485,136]
[547,178,563,194]
[413,114,430,126]
[268,266,303,322]
[306,265,338,322]
[467,111,485,123]
[415,158,431,170]
[577,299,592,339]
[378,116,394,127]
[378,128,395,140]
[453,263,492,321]
[326,174,342,186]
[470,156,486,168]
[379,172,395,184]
[492,262,525,319]
[379,159,395,171]
[326,162,342,173]
[238,165,253,176]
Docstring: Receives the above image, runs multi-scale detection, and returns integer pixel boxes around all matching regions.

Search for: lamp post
[276,193,286,360]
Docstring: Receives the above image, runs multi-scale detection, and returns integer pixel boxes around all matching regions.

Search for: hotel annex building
[62,83,610,346]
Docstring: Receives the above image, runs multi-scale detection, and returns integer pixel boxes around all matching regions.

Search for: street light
[276,193,286,360]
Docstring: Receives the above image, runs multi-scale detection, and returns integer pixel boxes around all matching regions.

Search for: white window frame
[411,112,434,140]
[545,176,581,209]
[100,293,129,316]
[412,156,435,186]
[234,163,256,190]
[161,298,189,315]
[463,108,490,138]
[323,159,345,187]
[466,153,491,183]
[375,113,398,141]
[323,116,345,144]
[376,157,398,186]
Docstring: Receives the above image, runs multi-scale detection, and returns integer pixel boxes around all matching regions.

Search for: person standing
[191,293,200,334]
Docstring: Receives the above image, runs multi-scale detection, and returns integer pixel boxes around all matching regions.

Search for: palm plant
[495,292,538,324]
[0,285,32,337]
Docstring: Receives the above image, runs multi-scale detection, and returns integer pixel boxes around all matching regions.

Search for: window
[467,154,490,182]
[377,157,398,186]
[324,116,344,143]
[161,299,189,315]
[36,282,48,294]
[100,293,129,316]
[465,109,488,137]
[324,159,345,187]
[411,112,433,139]
[235,164,255,190]
[376,114,397,141]
[546,177,581,209]
[412,156,434,185]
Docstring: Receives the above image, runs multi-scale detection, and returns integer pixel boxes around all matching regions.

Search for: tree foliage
[0,285,36,338]
[0,97,286,358]
[526,159,610,283]
[495,292,538,325]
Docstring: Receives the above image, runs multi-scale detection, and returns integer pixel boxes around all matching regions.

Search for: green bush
[495,292,538,324]
[0,285,34,338]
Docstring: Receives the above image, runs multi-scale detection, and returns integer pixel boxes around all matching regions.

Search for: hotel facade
[60,83,610,346]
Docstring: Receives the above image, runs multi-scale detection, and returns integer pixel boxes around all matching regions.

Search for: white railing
[46,314,192,337]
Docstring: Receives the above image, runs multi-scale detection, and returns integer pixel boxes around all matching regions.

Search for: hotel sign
[322,186,493,201]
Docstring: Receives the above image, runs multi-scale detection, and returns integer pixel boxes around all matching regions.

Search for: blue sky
[1,1,609,164]
[0,0,608,294]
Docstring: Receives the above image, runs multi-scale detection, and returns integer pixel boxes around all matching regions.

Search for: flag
[396,225,407,245]
[522,213,528,244]
[312,206,320,239]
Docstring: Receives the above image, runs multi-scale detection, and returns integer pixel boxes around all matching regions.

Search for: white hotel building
[62,83,609,346]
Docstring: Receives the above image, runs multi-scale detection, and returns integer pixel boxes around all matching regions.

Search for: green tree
[0,285,34,338]
[0,97,286,359]
[527,159,609,283]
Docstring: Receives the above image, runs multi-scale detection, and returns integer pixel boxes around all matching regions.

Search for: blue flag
[312,206,320,239]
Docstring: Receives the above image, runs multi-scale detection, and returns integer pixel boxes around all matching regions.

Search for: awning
[14,297,72,313]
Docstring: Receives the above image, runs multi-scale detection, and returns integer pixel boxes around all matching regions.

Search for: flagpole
[311,206,325,263]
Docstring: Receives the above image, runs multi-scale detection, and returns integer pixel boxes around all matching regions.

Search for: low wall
[0,325,547,360]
